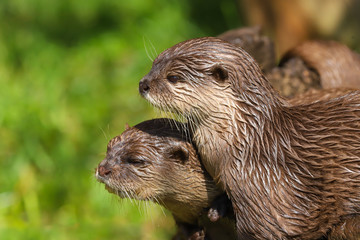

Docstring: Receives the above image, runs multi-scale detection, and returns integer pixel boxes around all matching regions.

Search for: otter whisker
[98,125,110,142]
[138,199,146,217]
[126,189,135,205]
[143,36,155,62]
[145,36,158,61]
[154,196,167,217]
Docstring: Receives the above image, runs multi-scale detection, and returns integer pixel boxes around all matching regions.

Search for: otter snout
[98,165,112,177]
[139,78,150,96]
[96,161,112,182]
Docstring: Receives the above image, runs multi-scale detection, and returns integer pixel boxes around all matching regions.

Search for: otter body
[95,119,235,240]
[139,37,360,239]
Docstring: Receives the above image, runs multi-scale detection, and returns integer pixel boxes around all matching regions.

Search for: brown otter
[95,89,356,240]
[95,119,235,240]
[139,37,360,239]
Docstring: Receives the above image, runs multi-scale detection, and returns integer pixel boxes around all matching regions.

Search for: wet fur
[96,119,221,224]
[95,119,236,239]
[140,37,360,239]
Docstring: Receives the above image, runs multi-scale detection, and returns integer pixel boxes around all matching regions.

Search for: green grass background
[0,0,241,239]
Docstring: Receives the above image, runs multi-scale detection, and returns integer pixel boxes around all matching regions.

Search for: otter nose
[97,165,112,178]
[139,78,150,96]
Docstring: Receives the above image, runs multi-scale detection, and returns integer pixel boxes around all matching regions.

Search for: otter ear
[210,64,228,82]
[169,143,189,163]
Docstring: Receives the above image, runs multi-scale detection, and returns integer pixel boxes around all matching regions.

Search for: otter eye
[167,75,180,83]
[125,157,145,165]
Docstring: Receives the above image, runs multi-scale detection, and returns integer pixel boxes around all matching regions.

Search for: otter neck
[193,102,288,181]
[191,72,289,185]
[161,175,221,225]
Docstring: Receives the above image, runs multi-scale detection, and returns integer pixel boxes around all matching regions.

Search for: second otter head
[95,119,222,224]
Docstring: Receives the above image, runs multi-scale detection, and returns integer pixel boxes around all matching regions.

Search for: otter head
[139,37,276,124]
[95,119,222,224]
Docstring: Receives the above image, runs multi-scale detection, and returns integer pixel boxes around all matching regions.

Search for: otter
[95,119,235,240]
[139,37,360,239]
[95,89,356,240]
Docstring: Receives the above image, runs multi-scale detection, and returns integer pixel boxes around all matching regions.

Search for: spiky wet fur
[140,37,360,239]
[95,119,222,225]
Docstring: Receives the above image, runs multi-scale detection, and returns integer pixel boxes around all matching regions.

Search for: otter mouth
[104,184,116,194]
[143,94,165,111]
[95,169,108,184]
[104,185,130,199]
[139,91,180,115]
[96,170,142,199]
[95,170,121,196]
[99,179,136,199]
[103,183,129,199]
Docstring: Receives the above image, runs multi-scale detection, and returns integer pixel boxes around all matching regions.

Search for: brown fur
[218,26,276,73]
[95,119,235,240]
[139,37,360,239]
[288,88,357,106]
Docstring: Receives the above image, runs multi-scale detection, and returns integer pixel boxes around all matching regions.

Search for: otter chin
[139,37,360,239]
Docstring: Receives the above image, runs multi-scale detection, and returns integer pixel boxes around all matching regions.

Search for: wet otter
[139,37,360,239]
[95,119,235,240]
[95,89,357,240]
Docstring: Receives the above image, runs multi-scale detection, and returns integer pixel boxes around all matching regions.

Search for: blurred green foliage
[0,0,241,239]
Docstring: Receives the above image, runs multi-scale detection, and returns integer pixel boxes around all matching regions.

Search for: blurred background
[0,0,358,239]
